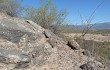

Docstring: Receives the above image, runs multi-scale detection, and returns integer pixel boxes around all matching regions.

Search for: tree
[25,0,67,33]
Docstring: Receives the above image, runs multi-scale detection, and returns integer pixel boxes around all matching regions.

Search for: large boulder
[0,12,108,70]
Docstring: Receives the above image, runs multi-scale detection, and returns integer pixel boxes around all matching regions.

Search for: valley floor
[64,33,110,42]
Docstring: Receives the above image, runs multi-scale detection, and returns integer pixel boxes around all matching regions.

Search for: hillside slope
[0,12,109,70]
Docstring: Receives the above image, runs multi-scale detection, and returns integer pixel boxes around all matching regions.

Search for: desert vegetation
[0,0,110,62]
[0,0,22,16]
[0,0,110,69]
[0,0,66,35]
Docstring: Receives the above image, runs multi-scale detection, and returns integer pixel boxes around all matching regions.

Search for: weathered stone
[15,61,29,69]
[82,50,92,57]
[0,49,31,64]
[30,45,45,58]
[44,30,56,38]
[0,12,108,70]
[67,40,80,50]
[80,61,98,70]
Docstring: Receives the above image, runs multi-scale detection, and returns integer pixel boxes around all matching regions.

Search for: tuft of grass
[96,47,110,59]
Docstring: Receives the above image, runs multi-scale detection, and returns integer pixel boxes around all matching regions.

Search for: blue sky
[19,0,110,25]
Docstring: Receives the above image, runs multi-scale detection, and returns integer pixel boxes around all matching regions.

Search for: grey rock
[15,61,29,69]
[80,61,98,70]
[44,30,67,48]
[44,29,56,38]
[82,50,92,57]
[0,48,31,64]
[30,45,45,58]
[67,40,80,50]
[0,12,109,70]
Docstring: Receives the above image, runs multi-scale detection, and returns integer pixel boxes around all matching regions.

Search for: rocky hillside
[0,12,109,70]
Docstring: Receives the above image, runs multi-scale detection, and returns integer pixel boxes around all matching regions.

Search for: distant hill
[60,22,110,33]
[62,22,110,30]
[91,22,110,30]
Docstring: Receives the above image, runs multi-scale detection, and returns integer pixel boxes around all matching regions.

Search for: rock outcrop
[0,12,109,70]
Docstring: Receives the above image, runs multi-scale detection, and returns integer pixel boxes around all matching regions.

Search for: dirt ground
[64,33,110,42]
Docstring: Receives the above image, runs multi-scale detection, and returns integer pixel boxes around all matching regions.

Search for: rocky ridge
[0,12,109,70]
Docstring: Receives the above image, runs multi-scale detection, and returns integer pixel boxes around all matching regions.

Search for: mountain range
[65,22,110,30]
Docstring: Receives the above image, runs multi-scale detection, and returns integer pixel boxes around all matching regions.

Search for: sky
[19,0,110,25]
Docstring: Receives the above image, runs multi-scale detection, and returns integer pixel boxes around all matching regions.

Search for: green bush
[24,0,67,34]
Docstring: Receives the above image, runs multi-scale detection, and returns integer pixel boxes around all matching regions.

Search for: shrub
[0,0,21,17]
[24,0,67,34]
